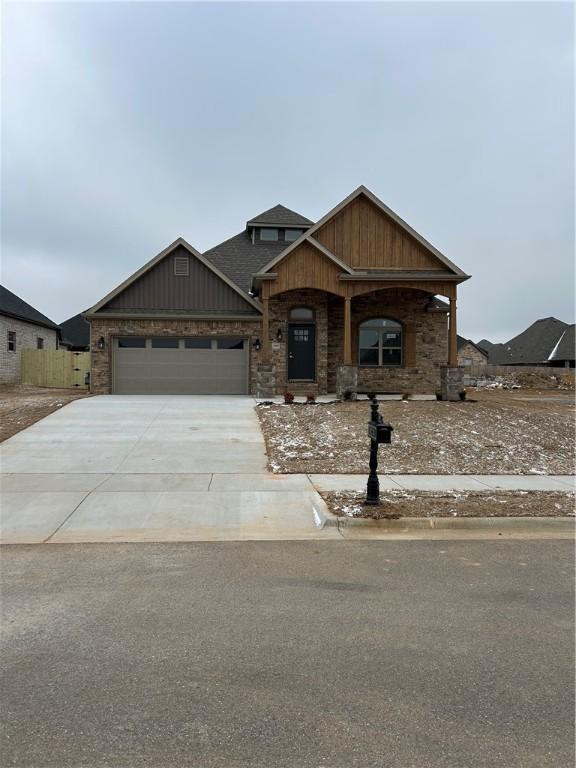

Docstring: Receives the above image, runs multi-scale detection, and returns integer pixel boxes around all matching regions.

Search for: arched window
[289,307,315,321]
[358,318,402,367]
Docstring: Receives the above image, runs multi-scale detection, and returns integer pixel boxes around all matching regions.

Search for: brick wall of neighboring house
[458,342,487,367]
[268,290,329,395]
[0,316,58,384]
[329,289,448,394]
[89,317,261,394]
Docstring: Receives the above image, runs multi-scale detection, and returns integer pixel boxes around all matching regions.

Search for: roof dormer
[246,204,313,245]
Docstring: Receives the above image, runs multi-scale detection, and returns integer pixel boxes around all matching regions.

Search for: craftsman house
[87,186,471,399]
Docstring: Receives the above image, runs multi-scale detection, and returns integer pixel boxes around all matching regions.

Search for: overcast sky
[2,1,573,342]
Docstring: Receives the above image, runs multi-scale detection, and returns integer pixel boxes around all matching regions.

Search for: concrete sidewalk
[310,474,576,493]
[1,396,573,544]
[1,470,573,544]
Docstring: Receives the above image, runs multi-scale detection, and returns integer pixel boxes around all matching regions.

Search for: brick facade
[458,341,487,367]
[351,289,448,394]
[89,317,261,394]
[267,290,328,396]
[263,287,448,395]
[0,316,58,384]
[90,288,449,396]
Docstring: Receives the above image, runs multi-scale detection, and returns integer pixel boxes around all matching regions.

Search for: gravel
[257,391,575,475]
[0,385,90,442]
[323,489,576,519]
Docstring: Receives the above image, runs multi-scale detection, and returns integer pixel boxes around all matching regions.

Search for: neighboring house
[86,186,471,398]
[60,312,91,351]
[0,285,59,384]
[547,325,575,368]
[457,335,488,367]
[479,317,573,367]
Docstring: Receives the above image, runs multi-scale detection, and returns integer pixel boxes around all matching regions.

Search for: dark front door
[288,324,316,380]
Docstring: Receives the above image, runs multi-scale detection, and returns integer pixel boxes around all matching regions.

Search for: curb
[314,505,575,535]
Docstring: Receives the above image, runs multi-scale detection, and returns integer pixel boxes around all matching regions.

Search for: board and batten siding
[267,242,343,297]
[102,245,258,314]
[314,195,444,271]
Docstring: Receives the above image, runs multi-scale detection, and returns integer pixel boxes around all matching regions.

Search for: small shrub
[284,391,295,404]
[342,389,352,401]
[306,393,317,404]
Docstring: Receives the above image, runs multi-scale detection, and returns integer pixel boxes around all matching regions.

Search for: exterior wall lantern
[96,336,106,351]
[276,328,283,342]
[253,338,261,351]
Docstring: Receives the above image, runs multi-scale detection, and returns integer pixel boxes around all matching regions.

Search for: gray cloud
[2,1,573,341]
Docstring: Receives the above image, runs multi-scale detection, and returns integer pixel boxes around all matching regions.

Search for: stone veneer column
[440,365,464,401]
[336,365,358,400]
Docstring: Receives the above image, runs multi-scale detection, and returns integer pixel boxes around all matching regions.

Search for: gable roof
[483,317,570,365]
[255,185,469,278]
[60,312,90,348]
[86,238,262,316]
[0,285,59,331]
[246,205,314,228]
[457,334,488,357]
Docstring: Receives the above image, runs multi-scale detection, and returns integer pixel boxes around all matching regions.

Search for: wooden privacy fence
[21,350,90,389]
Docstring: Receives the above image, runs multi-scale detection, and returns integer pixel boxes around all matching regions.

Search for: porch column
[448,293,458,366]
[261,296,270,361]
[343,297,352,365]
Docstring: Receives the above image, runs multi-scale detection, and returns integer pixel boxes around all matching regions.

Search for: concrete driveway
[0,396,333,543]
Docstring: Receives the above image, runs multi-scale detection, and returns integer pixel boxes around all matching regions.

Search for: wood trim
[448,293,458,366]
[343,297,352,365]
[404,322,416,367]
[85,313,262,321]
[347,281,458,299]
[261,297,270,361]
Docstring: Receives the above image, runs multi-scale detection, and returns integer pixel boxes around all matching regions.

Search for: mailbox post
[366,396,393,505]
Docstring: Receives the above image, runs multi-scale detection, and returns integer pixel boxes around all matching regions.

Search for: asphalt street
[1,541,573,768]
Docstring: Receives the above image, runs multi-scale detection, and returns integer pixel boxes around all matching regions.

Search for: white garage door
[113,337,248,394]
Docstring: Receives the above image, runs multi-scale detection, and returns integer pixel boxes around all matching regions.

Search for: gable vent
[174,255,190,276]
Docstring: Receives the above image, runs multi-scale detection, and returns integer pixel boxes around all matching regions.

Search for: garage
[113,337,249,395]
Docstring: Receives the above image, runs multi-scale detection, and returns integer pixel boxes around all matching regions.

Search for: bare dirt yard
[0,385,90,442]
[257,389,575,475]
[323,489,575,519]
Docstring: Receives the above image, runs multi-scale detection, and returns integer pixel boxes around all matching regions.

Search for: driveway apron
[0,396,332,543]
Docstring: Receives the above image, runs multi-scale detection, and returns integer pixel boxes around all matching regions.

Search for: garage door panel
[113,339,248,395]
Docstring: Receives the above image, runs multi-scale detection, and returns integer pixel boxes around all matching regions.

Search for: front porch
[256,286,463,400]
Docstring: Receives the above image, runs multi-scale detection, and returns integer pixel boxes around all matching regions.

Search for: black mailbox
[368,421,393,444]
[366,396,393,505]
